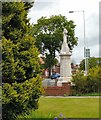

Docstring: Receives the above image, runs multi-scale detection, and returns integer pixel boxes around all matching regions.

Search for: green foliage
[34,15,77,52]
[33,15,78,76]
[79,57,101,71]
[16,110,56,119]
[71,71,87,94]
[2,2,43,120]
[2,37,17,82]
[2,75,43,120]
[2,2,34,41]
[72,66,101,94]
[44,54,58,76]
[87,66,101,93]
[2,2,40,83]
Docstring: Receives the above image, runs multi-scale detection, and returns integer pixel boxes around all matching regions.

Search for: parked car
[51,73,60,79]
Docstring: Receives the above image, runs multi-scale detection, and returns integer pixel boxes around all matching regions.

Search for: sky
[28,0,100,64]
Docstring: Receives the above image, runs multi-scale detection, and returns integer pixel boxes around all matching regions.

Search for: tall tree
[2,2,40,83]
[2,2,43,120]
[33,15,78,76]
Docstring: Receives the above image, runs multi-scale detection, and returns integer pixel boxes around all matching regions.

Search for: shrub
[71,71,87,94]
[71,66,101,94]
[2,75,43,120]
[86,66,101,93]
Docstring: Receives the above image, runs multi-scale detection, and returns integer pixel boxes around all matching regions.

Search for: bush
[2,75,43,120]
[71,71,87,94]
[71,66,101,95]
[87,66,101,93]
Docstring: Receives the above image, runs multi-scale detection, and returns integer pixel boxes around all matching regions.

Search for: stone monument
[57,28,72,86]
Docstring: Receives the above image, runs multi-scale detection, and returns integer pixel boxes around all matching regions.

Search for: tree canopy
[32,15,78,76]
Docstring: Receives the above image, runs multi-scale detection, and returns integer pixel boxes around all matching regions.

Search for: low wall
[43,82,71,96]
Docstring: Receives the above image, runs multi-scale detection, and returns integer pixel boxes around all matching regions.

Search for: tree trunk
[48,67,52,78]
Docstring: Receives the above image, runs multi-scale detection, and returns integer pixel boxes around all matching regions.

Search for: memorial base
[57,77,72,86]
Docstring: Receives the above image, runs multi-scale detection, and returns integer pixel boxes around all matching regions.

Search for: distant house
[71,63,79,74]
[53,63,79,75]
[39,57,45,64]
[39,54,50,78]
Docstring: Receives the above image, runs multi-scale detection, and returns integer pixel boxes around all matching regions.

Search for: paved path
[41,96,100,98]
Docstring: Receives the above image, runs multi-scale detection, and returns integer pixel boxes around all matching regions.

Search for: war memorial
[43,29,72,96]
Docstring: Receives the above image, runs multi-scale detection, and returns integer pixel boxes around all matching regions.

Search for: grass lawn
[34,97,100,118]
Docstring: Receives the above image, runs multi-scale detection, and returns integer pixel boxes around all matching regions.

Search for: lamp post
[69,10,88,75]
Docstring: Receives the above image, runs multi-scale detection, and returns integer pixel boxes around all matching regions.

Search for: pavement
[41,96,100,98]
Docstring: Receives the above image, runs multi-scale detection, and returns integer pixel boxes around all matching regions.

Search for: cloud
[28,0,61,23]
[31,1,55,11]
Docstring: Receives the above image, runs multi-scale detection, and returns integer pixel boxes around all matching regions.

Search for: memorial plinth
[57,29,72,86]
